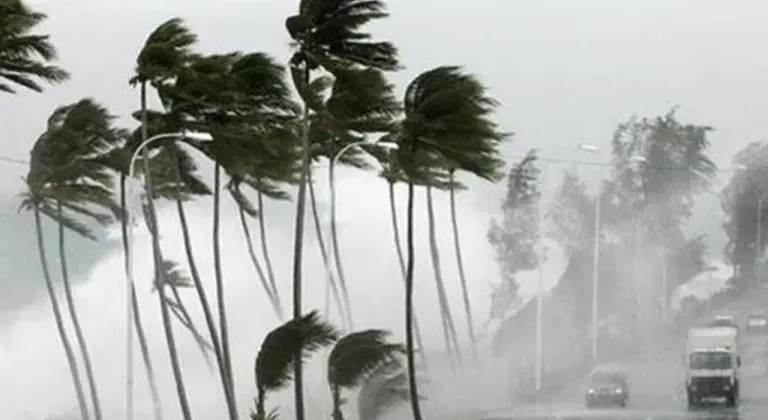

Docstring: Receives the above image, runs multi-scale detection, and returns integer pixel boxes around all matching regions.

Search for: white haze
[0,165,526,419]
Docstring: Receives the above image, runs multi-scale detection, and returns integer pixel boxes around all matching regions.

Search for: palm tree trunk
[330,385,344,420]
[212,162,237,407]
[448,173,479,367]
[425,186,462,370]
[404,180,424,420]
[140,81,193,420]
[291,63,312,420]
[34,206,91,420]
[167,285,215,370]
[256,189,280,308]
[328,160,353,328]
[238,205,282,318]
[307,170,345,326]
[120,175,163,420]
[169,147,236,419]
[387,181,428,373]
[56,201,103,420]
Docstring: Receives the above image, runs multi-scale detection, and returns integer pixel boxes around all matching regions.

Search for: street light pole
[124,130,212,420]
[534,159,550,395]
[756,196,764,287]
[577,144,602,362]
[327,139,399,329]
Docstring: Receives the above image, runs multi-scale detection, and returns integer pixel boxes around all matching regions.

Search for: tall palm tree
[25,202,90,420]
[131,17,199,420]
[23,99,127,420]
[378,160,429,373]
[165,51,299,417]
[326,330,404,420]
[393,66,508,420]
[425,185,463,371]
[447,168,479,366]
[0,0,69,93]
[285,1,399,417]
[253,311,339,420]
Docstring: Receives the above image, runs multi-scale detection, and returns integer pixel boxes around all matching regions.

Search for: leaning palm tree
[393,66,508,420]
[285,1,399,417]
[165,52,300,407]
[326,330,404,420]
[23,195,90,420]
[130,17,199,420]
[22,99,127,420]
[253,310,339,420]
[310,68,402,329]
[0,0,69,93]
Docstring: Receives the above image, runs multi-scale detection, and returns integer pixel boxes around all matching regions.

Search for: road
[475,289,768,419]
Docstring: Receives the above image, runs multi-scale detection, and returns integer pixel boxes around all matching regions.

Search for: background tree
[486,150,541,325]
[721,141,768,285]
[0,0,69,93]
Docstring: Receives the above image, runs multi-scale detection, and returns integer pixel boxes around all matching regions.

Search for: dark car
[584,368,629,408]
[746,312,768,333]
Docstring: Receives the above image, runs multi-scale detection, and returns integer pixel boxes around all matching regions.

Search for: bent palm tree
[326,330,404,420]
[23,98,127,420]
[131,17,199,420]
[253,311,339,420]
[0,0,69,93]
[286,1,399,417]
[393,66,508,420]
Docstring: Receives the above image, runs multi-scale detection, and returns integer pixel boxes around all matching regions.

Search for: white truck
[685,326,741,408]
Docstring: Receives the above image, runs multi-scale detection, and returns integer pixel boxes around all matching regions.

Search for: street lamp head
[628,155,648,164]
[374,141,399,151]
[182,131,214,142]
[578,144,600,153]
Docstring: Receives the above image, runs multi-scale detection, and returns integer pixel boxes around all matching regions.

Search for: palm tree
[357,359,422,420]
[25,201,90,420]
[131,17,199,420]
[425,184,462,371]
[285,1,399,416]
[0,0,69,93]
[253,311,339,420]
[23,99,128,420]
[313,68,402,329]
[326,330,404,420]
[393,66,508,420]
[378,159,429,373]
[166,52,299,409]
[447,167,479,366]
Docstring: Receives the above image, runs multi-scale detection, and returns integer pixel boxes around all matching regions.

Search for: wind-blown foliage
[357,360,420,420]
[253,311,339,420]
[0,0,69,93]
[487,149,541,321]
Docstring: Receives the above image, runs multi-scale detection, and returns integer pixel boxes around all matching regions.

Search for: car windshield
[690,351,731,369]
[589,371,626,385]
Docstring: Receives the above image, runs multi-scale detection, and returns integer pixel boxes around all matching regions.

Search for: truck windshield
[690,351,732,369]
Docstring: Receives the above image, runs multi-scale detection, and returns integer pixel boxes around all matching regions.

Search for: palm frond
[251,406,280,420]
[356,358,423,420]
[153,259,193,290]
[327,329,405,389]
[0,0,69,93]
[255,310,339,391]
[133,17,198,86]
[397,66,509,183]
[287,0,400,72]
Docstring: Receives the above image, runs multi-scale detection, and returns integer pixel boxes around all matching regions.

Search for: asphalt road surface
[476,291,768,419]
